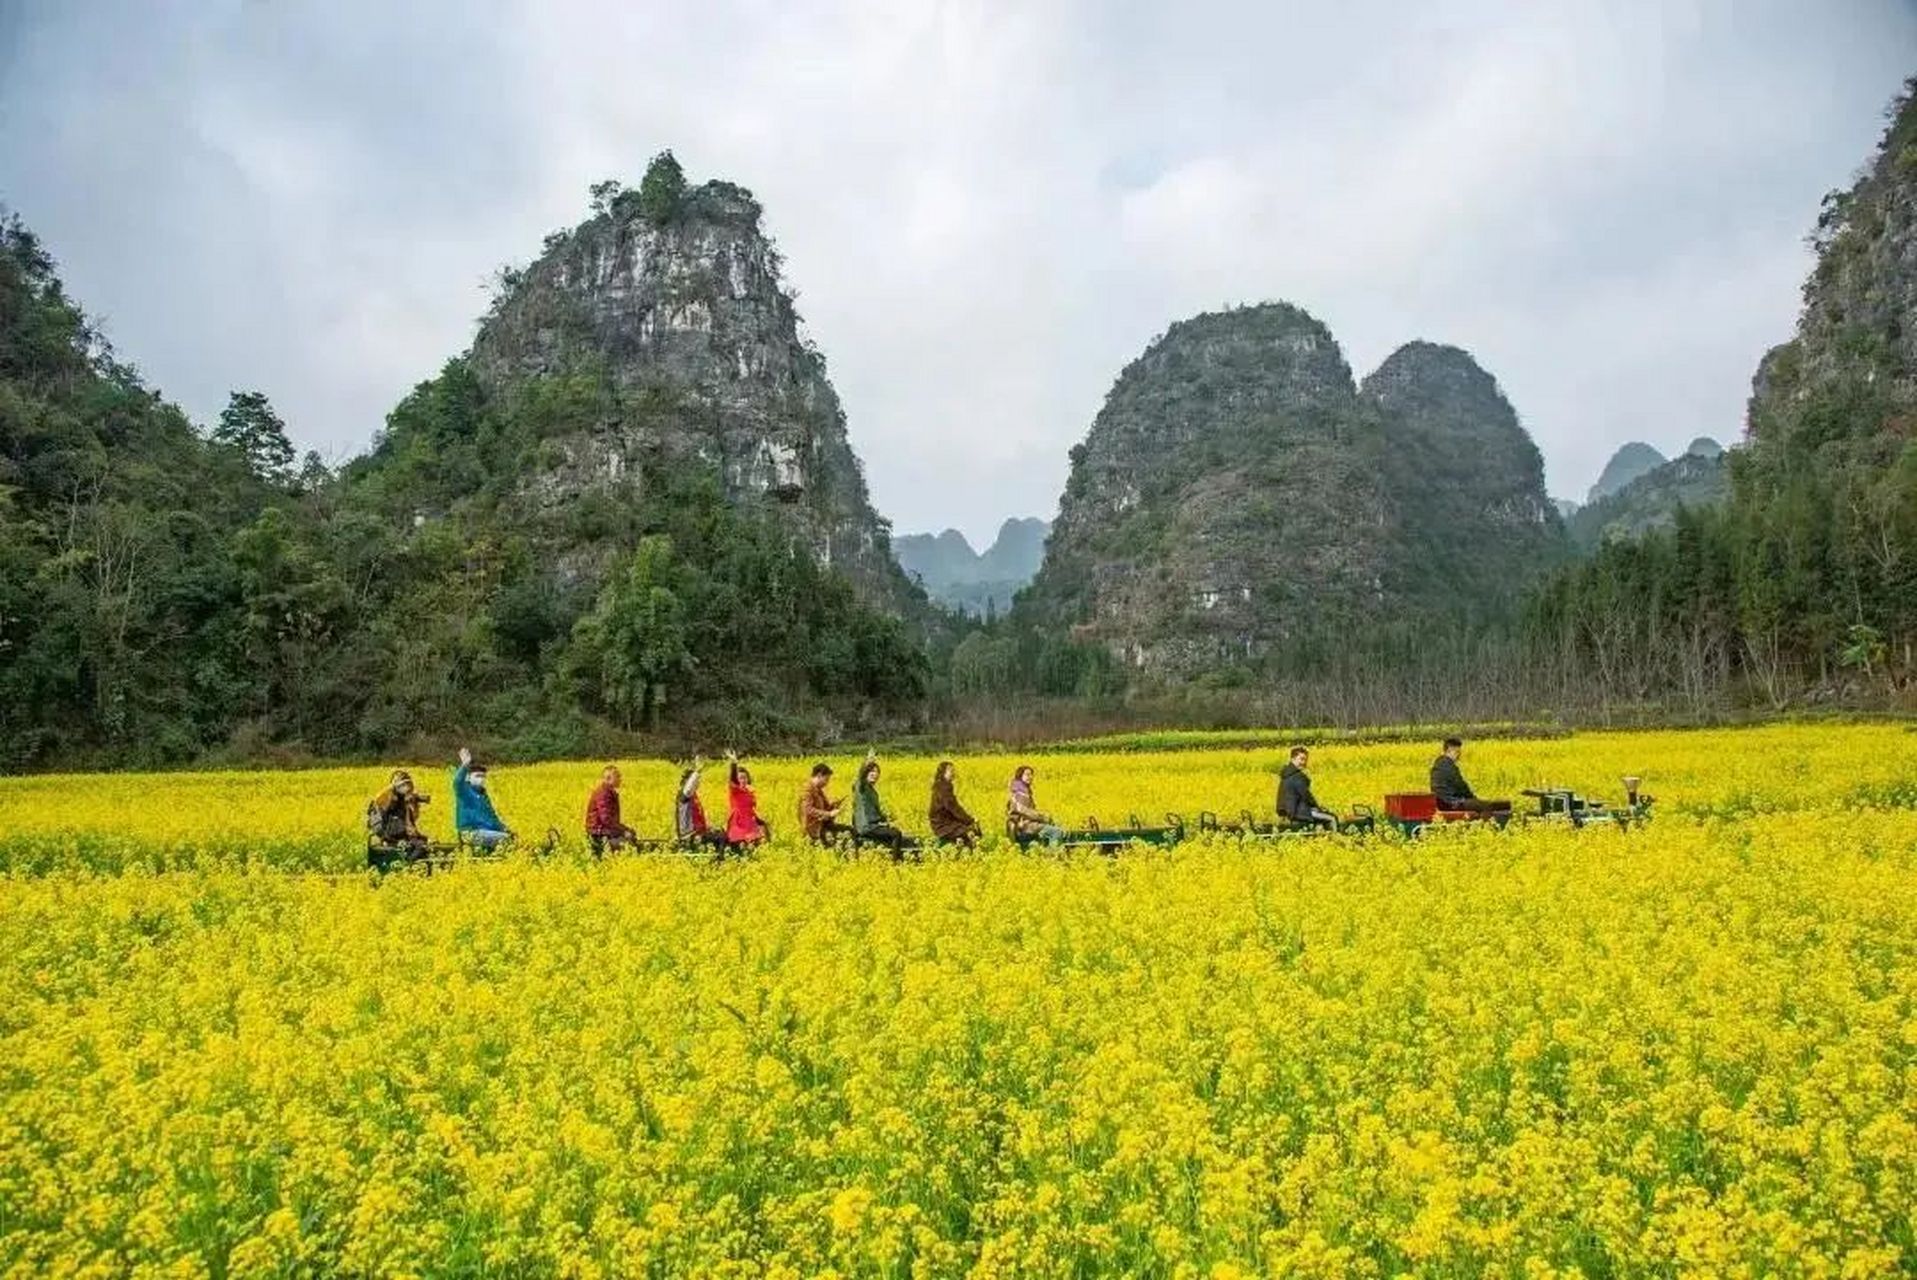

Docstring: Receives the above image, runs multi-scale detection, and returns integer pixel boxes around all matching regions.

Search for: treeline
[1524,435,1917,715]
[1525,79,1917,716]
[0,213,924,770]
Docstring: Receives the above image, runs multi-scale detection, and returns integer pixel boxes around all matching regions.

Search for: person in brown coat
[799,762,849,843]
[928,760,981,846]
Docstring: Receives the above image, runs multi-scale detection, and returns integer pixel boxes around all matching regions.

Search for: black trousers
[857,823,920,860]
[1444,797,1512,815]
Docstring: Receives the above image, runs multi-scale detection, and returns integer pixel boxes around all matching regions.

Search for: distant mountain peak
[1587,442,1667,504]
[894,518,1050,615]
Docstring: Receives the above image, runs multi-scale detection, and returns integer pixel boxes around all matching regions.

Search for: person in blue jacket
[453,747,513,851]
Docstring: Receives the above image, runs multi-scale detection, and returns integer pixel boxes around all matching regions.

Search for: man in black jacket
[1278,746,1340,830]
[1430,737,1511,815]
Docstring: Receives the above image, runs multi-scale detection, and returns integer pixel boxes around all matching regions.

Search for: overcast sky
[3,2,1913,546]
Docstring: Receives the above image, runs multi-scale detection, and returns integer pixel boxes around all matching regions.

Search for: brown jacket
[371,787,423,842]
[928,776,978,841]
[799,777,840,840]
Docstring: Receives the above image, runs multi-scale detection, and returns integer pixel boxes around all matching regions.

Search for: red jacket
[585,782,624,836]
[727,780,762,842]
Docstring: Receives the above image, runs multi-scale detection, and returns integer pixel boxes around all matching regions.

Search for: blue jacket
[453,763,506,833]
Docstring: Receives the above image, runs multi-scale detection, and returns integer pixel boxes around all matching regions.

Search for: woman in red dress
[726,752,770,847]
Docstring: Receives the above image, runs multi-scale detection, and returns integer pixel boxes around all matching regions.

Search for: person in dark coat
[928,761,981,846]
[1277,746,1340,830]
[852,754,918,860]
[1430,737,1511,815]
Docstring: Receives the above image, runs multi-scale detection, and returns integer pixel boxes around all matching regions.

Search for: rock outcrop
[469,166,916,608]
[1020,305,1563,676]
[1019,304,1391,673]
[1363,341,1563,615]
[1746,80,1917,458]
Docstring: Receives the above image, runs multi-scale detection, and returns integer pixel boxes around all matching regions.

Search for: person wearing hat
[453,747,513,851]
[368,769,429,854]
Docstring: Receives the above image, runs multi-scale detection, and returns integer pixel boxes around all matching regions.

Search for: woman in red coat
[726,752,770,847]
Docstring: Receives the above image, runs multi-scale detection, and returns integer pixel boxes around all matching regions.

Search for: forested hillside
[0,156,930,768]
[1565,440,1729,551]
[0,215,275,764]
[1530,79,1917,709]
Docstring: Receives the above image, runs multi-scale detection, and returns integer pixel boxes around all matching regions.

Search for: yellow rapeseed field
[1,724,1914,1277]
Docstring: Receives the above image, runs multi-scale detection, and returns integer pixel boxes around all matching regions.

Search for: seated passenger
[725,752,770,849]
[677,757,730,850]
[799,763,850,843]
[585,764,638,856]
[368,770,429,855]
[928,760,982,847]
[1430,737,1512,815]
[1277,746,1340,831]
[1006,765,1065,844]
[453,747,513,852]
[852,754,918,859]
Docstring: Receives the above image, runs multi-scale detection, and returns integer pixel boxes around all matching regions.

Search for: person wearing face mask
[369,769,430,855]
[453,747,513,851]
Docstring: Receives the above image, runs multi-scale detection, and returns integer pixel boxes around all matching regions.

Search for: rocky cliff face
[1747,81,1917,458]
[1020,304,1391,673]
[468,172,916,608]
[1021,307,1562,675]
[1364,341,1563,613]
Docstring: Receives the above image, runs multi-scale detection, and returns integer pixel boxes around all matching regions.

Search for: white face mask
[471,775,487,791]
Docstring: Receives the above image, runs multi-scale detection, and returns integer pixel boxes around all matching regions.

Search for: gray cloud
[2,0,1912,545]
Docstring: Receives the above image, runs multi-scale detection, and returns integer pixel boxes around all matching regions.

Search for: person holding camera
[368,770,430,855]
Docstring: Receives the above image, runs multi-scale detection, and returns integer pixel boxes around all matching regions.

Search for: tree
[638,151,687,226]
[295,451,331,495]
[1839,623,1887,682]
[570,536,692,728]
[589,179,626,218]
[949,631,1017,697]
[213,391,296,484]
